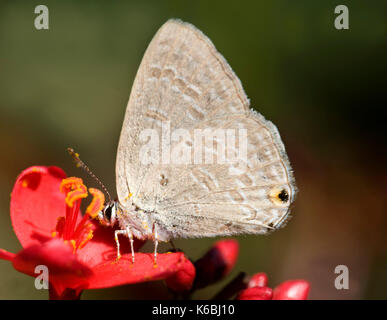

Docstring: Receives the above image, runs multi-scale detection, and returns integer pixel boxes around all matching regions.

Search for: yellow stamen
[60,177,88,207]
[65,186,88,207]
[78,229,94,249]
[69,240,76,253]
[60,177,84,193]
[86,188,105,218]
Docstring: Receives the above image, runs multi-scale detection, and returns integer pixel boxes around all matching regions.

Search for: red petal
[165,256,196,292]
[76,221,145,267]
[194,239,239,289]
[236,287,273,300]
[248,272,268,288]
[272,280,310,300]
[11,238,93,296]
[0,248,15,261]
[10,166,69,247]
[49,287,82,300]
[87,252,188,289]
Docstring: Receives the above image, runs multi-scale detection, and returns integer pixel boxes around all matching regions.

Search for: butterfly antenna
[67,147,112,203]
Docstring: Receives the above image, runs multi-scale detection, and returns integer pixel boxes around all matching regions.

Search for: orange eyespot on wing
[269,187,289,206]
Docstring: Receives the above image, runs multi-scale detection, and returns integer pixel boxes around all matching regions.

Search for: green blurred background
[0,0,386,299]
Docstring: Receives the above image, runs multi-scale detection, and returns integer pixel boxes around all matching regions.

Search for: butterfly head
[98,200,118,227]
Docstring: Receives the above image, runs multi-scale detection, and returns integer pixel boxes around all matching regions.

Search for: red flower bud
[194,239,239,289]
[248,272,268,288]
[272,280,310,300]
[165,256,196,293]
[236,286,273,300]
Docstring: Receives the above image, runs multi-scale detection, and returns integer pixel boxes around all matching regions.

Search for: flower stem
[211,272,248,300]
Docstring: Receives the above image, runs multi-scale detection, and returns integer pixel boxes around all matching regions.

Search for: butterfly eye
[98,202,117,226]
[104,206,112,221]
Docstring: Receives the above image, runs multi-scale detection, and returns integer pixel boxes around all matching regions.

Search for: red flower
[236,286,273,300]
[247,272,268,288]
[272,280,310,300]
[0,166,191,299]
[237,272,310,300]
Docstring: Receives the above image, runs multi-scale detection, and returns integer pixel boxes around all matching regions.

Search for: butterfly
[78,19,297,263]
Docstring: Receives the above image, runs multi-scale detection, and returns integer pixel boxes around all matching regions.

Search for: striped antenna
[67,147,112,203]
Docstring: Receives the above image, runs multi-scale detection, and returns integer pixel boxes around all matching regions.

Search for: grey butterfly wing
[116,19,297,237]
[116,19,249,203]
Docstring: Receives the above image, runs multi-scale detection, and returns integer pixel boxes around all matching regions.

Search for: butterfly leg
[153,223,158,267]
[169,240,176,251]
[114,229,127,261]
[126,227,135,263]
